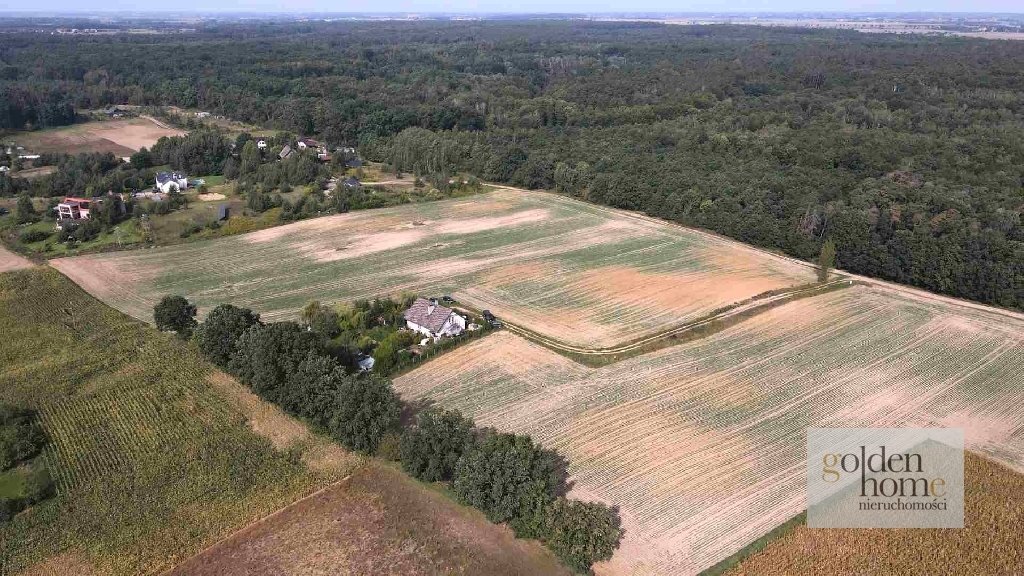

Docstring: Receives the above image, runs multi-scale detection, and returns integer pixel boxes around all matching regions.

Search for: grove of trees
[164,295,622,573]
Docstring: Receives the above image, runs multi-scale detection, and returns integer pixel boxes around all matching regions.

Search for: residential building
[403,298,467,339]
[155,172,188,193]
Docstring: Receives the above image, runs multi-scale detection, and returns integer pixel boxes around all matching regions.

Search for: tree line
[1,21,1020,306]
[153,295,623,573]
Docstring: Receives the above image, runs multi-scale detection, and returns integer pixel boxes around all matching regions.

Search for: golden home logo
[807,428,963,528]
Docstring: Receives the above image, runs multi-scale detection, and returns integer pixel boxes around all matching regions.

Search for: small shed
[217,204,230,221]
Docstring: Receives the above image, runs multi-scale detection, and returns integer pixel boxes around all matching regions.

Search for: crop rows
[51,189,815,348]
[0,268,328,575]
[394,285,1024,575]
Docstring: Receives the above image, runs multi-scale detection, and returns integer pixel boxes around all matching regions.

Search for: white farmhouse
[403,298,466,340]
[155,172,188,193]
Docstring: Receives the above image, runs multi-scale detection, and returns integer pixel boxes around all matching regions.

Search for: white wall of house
[156,177,188,194]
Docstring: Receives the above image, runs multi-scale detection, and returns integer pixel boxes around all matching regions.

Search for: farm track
[498,278,852,357]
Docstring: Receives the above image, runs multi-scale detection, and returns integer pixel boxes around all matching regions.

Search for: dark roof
[345,158,363,168]
[156,171,185,185]
[404,298,456,333]
[342,176,361,188]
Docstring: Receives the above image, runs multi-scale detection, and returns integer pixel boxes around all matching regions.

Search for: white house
[403,298,466,339]
[155,172,188,193]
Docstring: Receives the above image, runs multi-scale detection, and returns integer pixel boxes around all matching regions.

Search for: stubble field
[50,189,815,348]
[7,117,184,157]
[393,285,1024,576]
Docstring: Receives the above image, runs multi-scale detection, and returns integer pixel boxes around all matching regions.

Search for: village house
[297,138,330,161]
[55,196,102,228]
[279,144,294,160]
[155,172,188,193]
[403,298,467,340]
[254,137,268,150]
[342,176,361,189]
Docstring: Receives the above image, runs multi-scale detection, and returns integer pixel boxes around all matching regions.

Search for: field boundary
[157,473,356,576]
[453,278,854,366]
[488,184,1024,323]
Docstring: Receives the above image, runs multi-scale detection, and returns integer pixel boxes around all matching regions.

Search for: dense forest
[0,21,1021,307]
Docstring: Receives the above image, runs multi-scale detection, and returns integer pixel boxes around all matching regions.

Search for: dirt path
[0,245,34,273]
[481,278,852,357]
[140,114,175,130]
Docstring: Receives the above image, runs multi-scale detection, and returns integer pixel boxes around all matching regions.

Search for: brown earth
[726,452,1024,576]
[10,118,184,156]
[167,463,570,576]
[0,245,34,273]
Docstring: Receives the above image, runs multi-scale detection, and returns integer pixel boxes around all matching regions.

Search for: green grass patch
[0,467,26,499]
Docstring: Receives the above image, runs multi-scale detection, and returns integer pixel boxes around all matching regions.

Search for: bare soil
[0,245,34,273]
[10,118,184,156]
[167,463,570,576]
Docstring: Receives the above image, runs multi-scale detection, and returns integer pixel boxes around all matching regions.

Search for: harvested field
[726,452,1024,576]
[8,117,184,156]
[393,284,1024,576]
[169,464,570,576]
[50,189,815,347]
[0,244,33,273]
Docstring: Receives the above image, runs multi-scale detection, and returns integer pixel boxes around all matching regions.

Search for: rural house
[155,172,188,193]
[403,298,466,340]
[342,176,361,189]
[279,144,294,160]
[297,138,330,161]
[55,196,102,227]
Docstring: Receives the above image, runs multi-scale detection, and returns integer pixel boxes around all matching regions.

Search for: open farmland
[169,463,570,576]
[726,452,1024,576]
[0,267,338,575]
[50,188,815,348]
[7,117,184,157]
[0,266,567,575]
[393,284,1024,576]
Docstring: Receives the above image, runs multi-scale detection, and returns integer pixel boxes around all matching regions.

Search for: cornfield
[0,268,339,575]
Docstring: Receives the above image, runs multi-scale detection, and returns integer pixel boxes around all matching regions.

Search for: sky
[0,0,1021,14]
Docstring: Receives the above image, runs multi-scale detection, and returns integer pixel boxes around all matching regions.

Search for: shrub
[228,322,323,403]
[0,406,45,471]
[452,430,568,524]
[327,373,401,454]
[194,304,261,367]
[400,408,475,483]
[376,431,402,461]
[19,229,50,244]
[153,295,197,338]
[543,499,623,573]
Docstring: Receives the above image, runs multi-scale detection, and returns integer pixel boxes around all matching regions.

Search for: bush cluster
[171,296,623,573]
